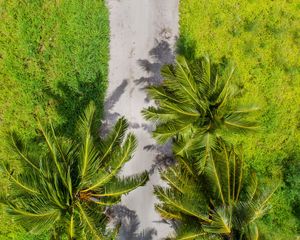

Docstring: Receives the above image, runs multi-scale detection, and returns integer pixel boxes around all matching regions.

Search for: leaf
[155,204,182,220]
[154,186,210,222]
[202,207,232,234]
[243,223,259,240]
[99,117,129,164]
[2,163,39,195]
[153,122,192,144]
[204,149,226,204]
[76,202,104,240]
[82,133,137,192]
[223,112,258,132]
[68,211,75,239]
[142,106,178,123]
[8,208,61,234]
[91,172,149,197]
[146,85,183,103]
[9,132,39,171]
[37,118,68,187]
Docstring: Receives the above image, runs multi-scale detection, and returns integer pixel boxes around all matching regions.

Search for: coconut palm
[1,102,148,239]
[142,56,257,173]
[154,142,277,240]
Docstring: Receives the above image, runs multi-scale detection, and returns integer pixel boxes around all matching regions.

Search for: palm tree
[154,142,277,240]
[142,55,257,173]
[1,102,148,239]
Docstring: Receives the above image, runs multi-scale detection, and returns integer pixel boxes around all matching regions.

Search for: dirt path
[104,0,179,239]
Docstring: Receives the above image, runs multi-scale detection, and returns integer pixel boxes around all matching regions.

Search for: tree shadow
[282,152,300,223]
[107,205,157,240]
[176,35,198,60]
[135,39,175,88]
[143,141,175,175]
[101,39,177,135]
[100,79,128,137]
[133,40,177,174]
[45,70,106,138]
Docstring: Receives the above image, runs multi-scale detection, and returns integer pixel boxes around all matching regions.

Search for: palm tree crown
[1,103,148,239]
[154,142,277,240]
[143,56,257,172]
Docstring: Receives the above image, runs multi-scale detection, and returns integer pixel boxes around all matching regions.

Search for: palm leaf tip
[77,101,96,136]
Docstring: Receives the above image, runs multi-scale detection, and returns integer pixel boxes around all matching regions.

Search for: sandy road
[104,0,179,239]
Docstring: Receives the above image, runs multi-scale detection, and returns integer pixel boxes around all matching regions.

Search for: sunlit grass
[180,0,300,239]
[0,0,109,238]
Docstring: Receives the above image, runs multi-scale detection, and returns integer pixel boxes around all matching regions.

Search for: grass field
[180,1,300,239]
[0,0,109,238]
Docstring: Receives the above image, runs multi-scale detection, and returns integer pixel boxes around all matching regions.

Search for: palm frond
[155,203,182,220]
[173,56,201,107]
[142,106,179,123]
[211,66,235,108]
[242,223,259,240]
[2,163,40,195]
[223,113,258,132]
[146,85,183,104]
[170,222,220,240]
[173,135,197,159]
[76,202,104,240]
[230,106,259,114]
[250,183,279,221]
[79,133,100,180]
[205,150,226,205]
[230,150,244,202]
[244,174,258,202]
[160,168,185,194]
[8,207,61,234]
[153,122,192,144]
[76,101,101,178]
[92,172,148,197]
[176,156,196,176]
[8,132,39,171]
[160,100,200,118]
[68,211,75,240]
[194,132,219,173]
[202,207,232,234]
[154,186,210,222]
[37,118,68,187]
[199,55,212,93]
[99,117,129,164]
[82,133,137,192]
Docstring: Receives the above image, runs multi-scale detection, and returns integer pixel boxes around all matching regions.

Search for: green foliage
[180,0,300,238]
[155,144,277,240]
[0,0,109,238]
[0,0,109,140]
[0,207,48,240]
[143,56,257,173]
[1,103,148,239]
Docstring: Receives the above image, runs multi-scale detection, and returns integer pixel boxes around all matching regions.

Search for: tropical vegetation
[0,0,299,239]
[1,103,148,239]
[180,0,300,238]
[143,55,257,173]
[0,0,109,238]
[155,142,277,240]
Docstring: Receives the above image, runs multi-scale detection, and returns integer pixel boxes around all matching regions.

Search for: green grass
[180,0,300,239]
[0,0,109,238]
